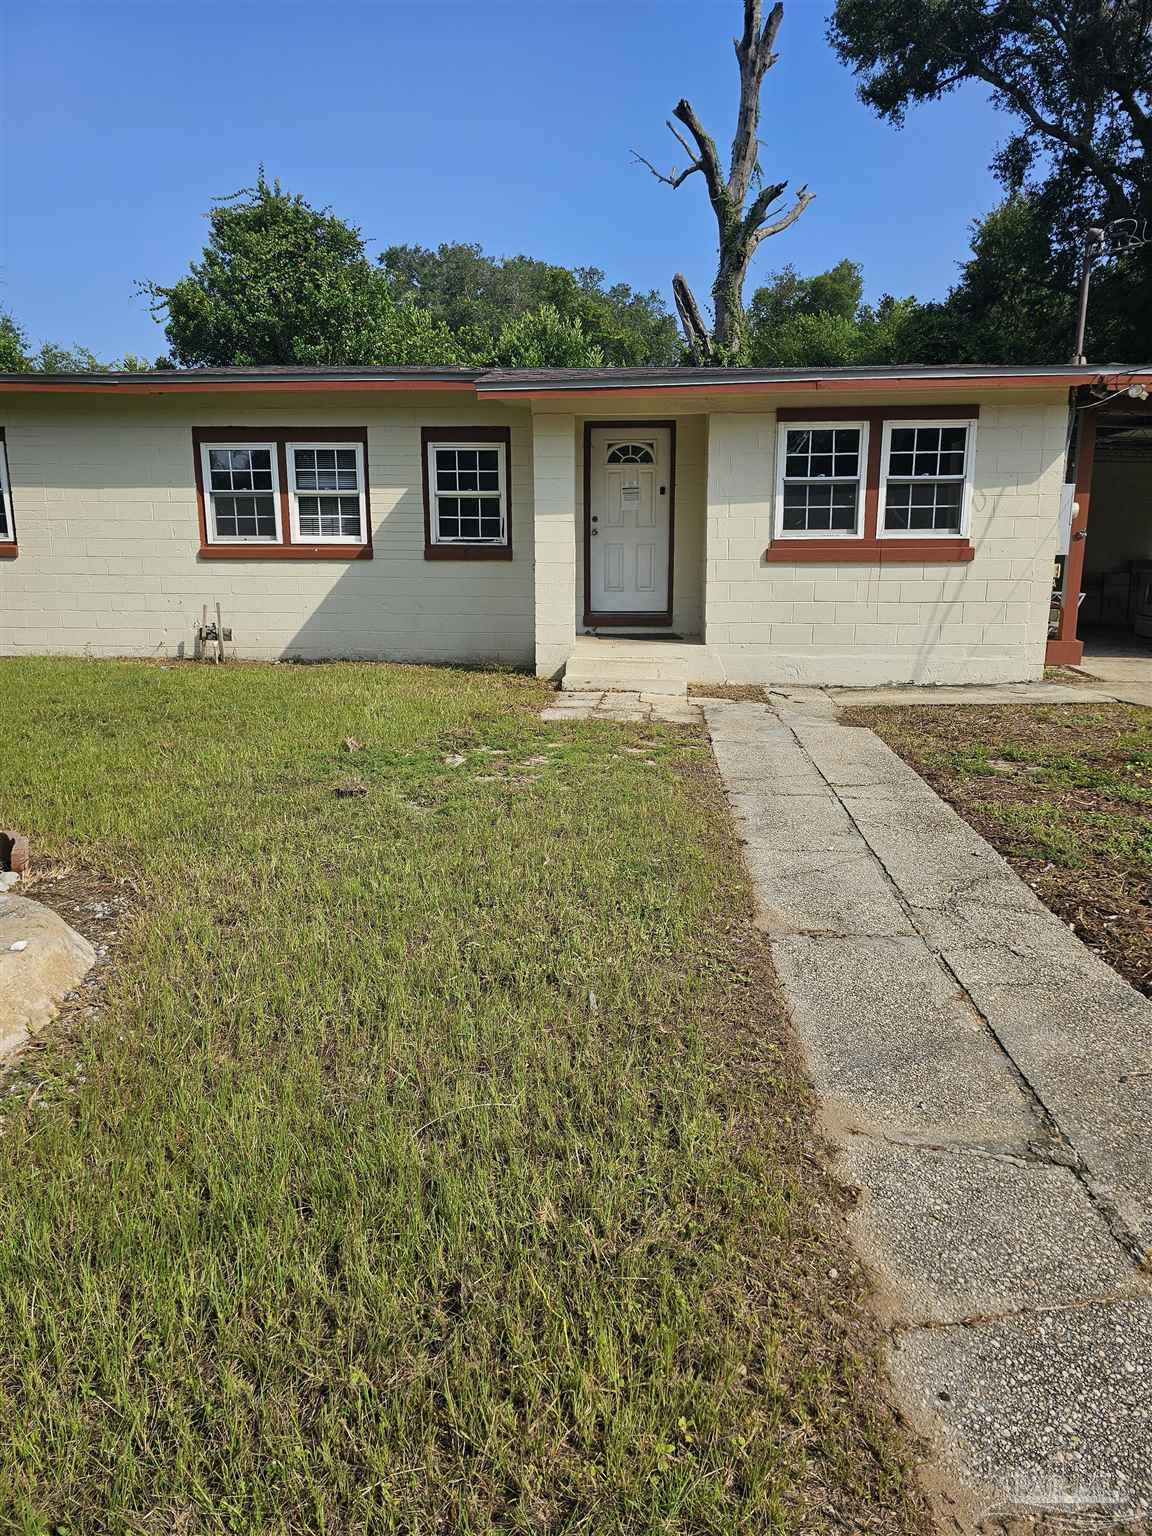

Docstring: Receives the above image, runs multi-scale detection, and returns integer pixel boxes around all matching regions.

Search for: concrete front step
[562,673,688,696]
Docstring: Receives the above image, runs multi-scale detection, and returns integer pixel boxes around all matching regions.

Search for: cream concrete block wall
[0,395,535,664]
[531,414,577,678]
[573,415,706,636]
[704,400,1068,685]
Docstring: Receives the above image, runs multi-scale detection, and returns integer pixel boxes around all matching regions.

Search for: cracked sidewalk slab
[890,1298,1152,1521]
[840,1138,1147,1324]
[704,698,1152,1526]
[771,933,1040,1144]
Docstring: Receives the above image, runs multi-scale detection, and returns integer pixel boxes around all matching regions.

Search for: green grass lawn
[845,702,1152,997]
[0,659,924,1535]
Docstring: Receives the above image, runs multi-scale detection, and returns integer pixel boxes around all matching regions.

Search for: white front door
[587,426,672,617]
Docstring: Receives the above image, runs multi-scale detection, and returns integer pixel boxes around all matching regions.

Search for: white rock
[0,895,96,1061]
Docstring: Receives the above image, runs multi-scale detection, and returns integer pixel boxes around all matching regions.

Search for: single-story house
[1,363,1149,686]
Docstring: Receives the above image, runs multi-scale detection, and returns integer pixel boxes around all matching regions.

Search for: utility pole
[1071,218,1149,364]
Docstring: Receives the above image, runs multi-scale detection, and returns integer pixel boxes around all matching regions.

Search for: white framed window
[774,420,868,538]
[201,442,281,543]
[427,438,508,546]
[0,434,12,543]
[879,420,976,537]
[287,441,367,544]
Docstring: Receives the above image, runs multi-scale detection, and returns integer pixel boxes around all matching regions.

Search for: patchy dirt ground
[688,682,771,702]
[843,703,1152,997]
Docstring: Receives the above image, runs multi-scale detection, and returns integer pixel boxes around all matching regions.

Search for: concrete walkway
[540,690,704,725]
[705,696,1152,1529]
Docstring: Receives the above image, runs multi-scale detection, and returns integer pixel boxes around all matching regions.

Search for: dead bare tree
[635,0,813,362]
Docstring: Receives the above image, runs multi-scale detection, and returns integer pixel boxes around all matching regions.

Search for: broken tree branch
[748,185,815,249]
[635,0,811,356]
[672,274,712,362]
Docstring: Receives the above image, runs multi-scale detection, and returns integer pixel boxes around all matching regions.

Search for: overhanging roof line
[0,363,1149,397]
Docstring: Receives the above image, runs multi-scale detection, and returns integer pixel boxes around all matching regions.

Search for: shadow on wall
[271,519,534,668]
[0,401,538,669]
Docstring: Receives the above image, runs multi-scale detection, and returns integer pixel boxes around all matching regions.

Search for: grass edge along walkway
[0,658,928,1535]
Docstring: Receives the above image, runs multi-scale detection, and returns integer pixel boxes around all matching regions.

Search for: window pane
[830,483,857,531]
[885,484,910,530]
[784,426,860,481]
[298,493,362,539]
[477,449,500,472]
[298,497,320,537]
[781,485,808,530]
[883,480,962,533]
[0,485,8,540]
[781,481,857,534]
[208,445,275,494]
[887,424,969,479]
[213,493,276,539]
[437,496,461,538]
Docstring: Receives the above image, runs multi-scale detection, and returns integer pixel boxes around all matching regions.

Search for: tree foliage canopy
[744,259,918,365]
[147,179,655,370]
[381,243,677,365]
[830,0,1152,361]
[0,311,30,372]
[147,175,464,368]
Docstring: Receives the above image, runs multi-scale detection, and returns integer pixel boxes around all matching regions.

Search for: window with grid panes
[882,423,972,534]
[288,444,366,542]
[777,423,866,535]
[201,444,279,541]
[428,441,507,545]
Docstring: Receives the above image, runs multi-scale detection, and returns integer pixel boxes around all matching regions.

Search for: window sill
[424,545,513,561]
[198,544,373,561]
[764,539,974,564]
[0,541,17,559]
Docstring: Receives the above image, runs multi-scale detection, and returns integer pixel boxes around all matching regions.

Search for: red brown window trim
[0,426,15,558]
[421,426,513,561]
[192,426,372,560]
[767,404,980,563]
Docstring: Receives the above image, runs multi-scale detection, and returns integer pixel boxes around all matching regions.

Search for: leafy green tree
[829,0,1152,361]
[489,305,606,368]
[0,311,31,371]
[744,259,918,365]
[147,175,464,368]
[381,243,679,365]
[894,197,1075,363]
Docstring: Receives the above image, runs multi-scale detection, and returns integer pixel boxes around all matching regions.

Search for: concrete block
[889,1300,1152,1521]
[770,933,1039,1143]
[841,1138,1144,1323]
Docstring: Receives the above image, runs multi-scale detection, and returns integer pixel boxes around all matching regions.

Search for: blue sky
[1,0,1009,361]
